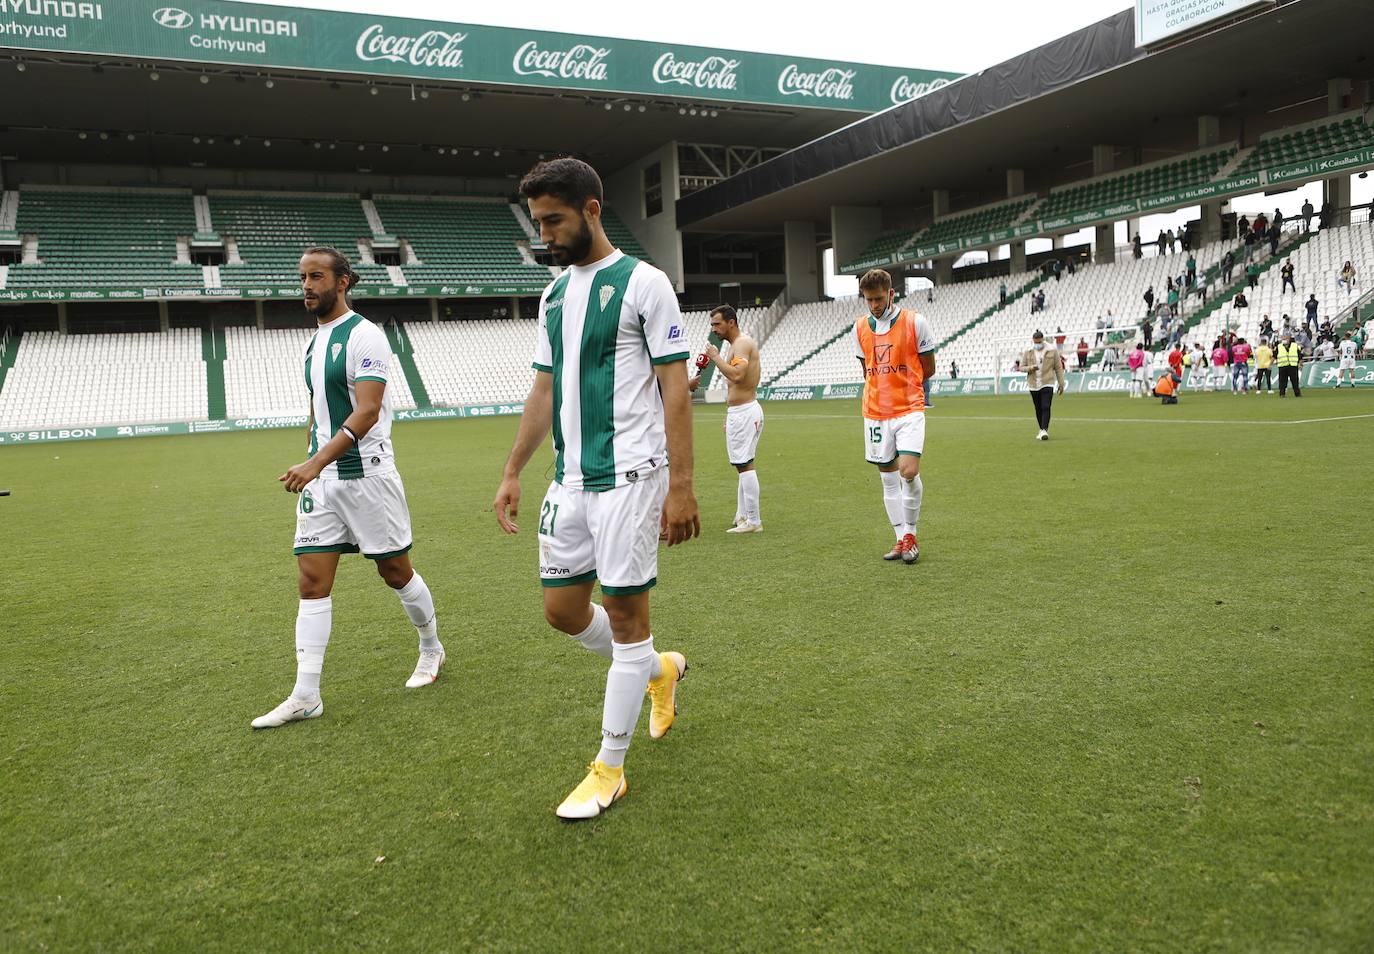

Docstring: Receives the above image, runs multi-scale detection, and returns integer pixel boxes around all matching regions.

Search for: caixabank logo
[152,5,300,56]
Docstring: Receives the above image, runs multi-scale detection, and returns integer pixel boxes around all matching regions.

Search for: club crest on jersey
[331,342,343,362]
[599,284,616,311]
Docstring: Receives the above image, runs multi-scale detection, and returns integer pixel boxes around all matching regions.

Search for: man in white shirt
[494,158,699,820]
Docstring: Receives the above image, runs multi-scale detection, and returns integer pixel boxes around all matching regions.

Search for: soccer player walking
[853,268,936,564]
[252,247,443,729]
[494,159,699,820]
[689,305,764,533]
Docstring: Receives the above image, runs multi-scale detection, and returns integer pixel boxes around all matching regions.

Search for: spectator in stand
[1167,228,1177,253]
[1167,285,1180,318]
[1067,257,1077,276]
[1231,337,1252,394]
[1305,294,1319,331]
[1222,249,1236,284]
[1254,338,1275,394]
[1127,342,1146,398]
[1280,258,1295,293]
[1104,310,1115,338]
[1144,285,1155,311]
[1259,315,1274,340]
[1276,331,1303,397]
[1190,341,1211,390]
[1273,208,1284,232]
[1237,214,1250,239]
[1101,343,1119,372]
[1234,290,1249,309]
[1157,229,1168,254]
[1338,261,1357,293]
[927,287,934,303]
[1246,259,1261,289]
[1132,233,1142,259]
[999,281,1007,307]
[1054,327,1066,347]
[1301,198,1314,232]
[1319,201,1332,230]
[1280,314,1294,337]
[949,360,959,380]
[1153,369,1181,404]
[1181,229,1192,253]
[1186,254,1197,288]
[1319,318,1334,345]
[1296,327,1312,355]
[1253,211,1268,240]
[1076,337,1090,370]
[1095,315,1105,345]
[1170,321,1185,347]
[1142,314,1154,349]
[1268,222,1281,256]
[1052,259,1063,282]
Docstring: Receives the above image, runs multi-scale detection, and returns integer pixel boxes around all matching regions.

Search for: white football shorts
[537,464,668,595]
[725,400,764,465]
[863,410,926,464]
[293,471,413,559]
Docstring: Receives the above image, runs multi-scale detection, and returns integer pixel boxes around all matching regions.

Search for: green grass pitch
[2,392,1371,951]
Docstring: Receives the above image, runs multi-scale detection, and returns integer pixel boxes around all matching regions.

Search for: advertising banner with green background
[0,0,958,113]
[4,366,1367,445]
[0,282,549,303]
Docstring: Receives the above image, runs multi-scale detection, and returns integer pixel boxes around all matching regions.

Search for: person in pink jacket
[1126,343,1146,398]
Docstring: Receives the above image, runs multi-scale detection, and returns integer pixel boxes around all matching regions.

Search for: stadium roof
[0,0,959,178]
[676,0,1374,232]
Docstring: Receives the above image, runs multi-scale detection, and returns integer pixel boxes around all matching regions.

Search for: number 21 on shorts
[538,499,560,536]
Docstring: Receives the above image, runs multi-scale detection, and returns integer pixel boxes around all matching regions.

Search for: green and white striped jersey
[303,310,395,480]
[533,250,689,491]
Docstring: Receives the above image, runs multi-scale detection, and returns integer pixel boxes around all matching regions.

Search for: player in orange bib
[853,268,936,564]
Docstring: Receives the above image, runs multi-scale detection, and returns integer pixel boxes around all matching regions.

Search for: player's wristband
[340,425,360,444]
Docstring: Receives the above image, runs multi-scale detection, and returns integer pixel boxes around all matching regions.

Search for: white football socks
[597,636,655,768]
[570,602,614,659]
[901,474,923,536]
[292,596,332,700]
[739,470,761,524]
[734,478,745,524]
[880,470,904,540]
[395,572,440,651]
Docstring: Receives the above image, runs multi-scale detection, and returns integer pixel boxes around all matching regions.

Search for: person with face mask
[1021,330,1065,440]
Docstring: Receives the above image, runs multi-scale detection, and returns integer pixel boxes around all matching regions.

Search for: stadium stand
[372,196,552,288]
[0,328,205,428]
[406,319,539,407]
[1189,222,1372,346]
[849,229,919,267]
[601,209,656,266]
[211,192,392,290]
[1037,147,1237,221]
[766,272,1042,386]
[223,324,417,418]
[6,187,202,290]
[1232,112,1374,176]
[914,196,1039,250]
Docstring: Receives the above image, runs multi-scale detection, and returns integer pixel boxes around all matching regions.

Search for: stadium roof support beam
[1092,145,1116,264]
[783,220,819,303]
[1197,116,1225,245]
[1326,79,1356,227]
[1006,169,1026,273]
[830,206,884,275]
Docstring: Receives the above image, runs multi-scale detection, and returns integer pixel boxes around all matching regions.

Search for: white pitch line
[762,412,1374,426]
